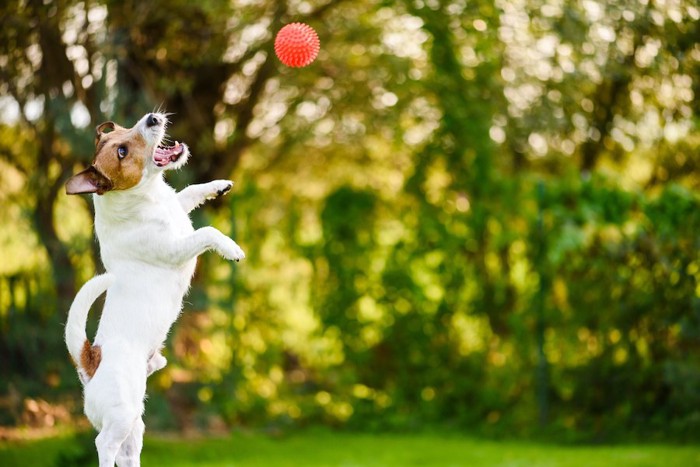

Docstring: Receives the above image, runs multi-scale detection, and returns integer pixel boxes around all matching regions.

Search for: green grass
[1,430,698,466]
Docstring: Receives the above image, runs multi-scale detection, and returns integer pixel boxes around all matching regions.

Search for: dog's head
[66,113,189,195]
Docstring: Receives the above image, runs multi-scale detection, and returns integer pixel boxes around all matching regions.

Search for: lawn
[1,430,698,466]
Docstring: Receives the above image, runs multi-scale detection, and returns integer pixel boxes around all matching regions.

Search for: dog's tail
[65,273,114,368]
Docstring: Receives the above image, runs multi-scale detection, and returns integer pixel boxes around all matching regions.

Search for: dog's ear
[95,121,115,144]
[65,166,113,195]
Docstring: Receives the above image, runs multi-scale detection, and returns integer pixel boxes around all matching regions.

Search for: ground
[1,429,699,466]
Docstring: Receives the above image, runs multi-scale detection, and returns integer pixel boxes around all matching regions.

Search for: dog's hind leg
[95,414,139,467]
[116,417,145,467]
[146,351,167,376]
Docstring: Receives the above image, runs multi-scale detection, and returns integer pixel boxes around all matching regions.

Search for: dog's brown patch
[80,340,101,378]
[66,121,150,195]
[92,124,148,191]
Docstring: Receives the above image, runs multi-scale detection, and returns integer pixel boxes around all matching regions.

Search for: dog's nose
[146,114,161,127]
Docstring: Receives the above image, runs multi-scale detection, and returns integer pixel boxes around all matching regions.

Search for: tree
[1,0,699,438]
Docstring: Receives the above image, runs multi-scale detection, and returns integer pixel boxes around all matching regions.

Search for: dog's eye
[117,146,128,160]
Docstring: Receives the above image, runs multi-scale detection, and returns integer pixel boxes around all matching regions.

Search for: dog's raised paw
[205,180,233,200]
[219,239,245,262]
[216,181,233,197]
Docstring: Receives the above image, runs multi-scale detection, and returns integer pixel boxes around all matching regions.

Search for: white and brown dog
[65,112,244,467]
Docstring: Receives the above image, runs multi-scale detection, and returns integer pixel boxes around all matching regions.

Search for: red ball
[274,23,320,68]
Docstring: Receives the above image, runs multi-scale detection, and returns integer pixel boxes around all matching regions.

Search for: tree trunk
[32,115,77,314]
[33,196,76,313]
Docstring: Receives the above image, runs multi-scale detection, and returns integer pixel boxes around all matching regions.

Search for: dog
[64,112,245,467]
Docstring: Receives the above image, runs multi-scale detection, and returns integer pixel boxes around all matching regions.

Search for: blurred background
[0,0,699,444]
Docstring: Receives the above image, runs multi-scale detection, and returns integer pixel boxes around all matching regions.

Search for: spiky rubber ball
[274,23,320,68]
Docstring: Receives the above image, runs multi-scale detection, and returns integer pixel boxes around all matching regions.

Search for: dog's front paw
[218,237,246,262]
[209,180,233,199]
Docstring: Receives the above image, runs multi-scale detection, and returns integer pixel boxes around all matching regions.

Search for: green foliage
[1,0,699,442]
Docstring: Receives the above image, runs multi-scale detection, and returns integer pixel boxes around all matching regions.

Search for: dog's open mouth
[154,142,186,167]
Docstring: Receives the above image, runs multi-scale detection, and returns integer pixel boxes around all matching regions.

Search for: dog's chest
[95,192,194,266]
[163,200,194,234]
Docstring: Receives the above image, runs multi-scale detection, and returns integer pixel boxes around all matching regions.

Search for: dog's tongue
[154,142,183,166]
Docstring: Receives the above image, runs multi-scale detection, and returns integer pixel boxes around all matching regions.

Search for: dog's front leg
[177,180,233,213]
[161,227,245,264]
